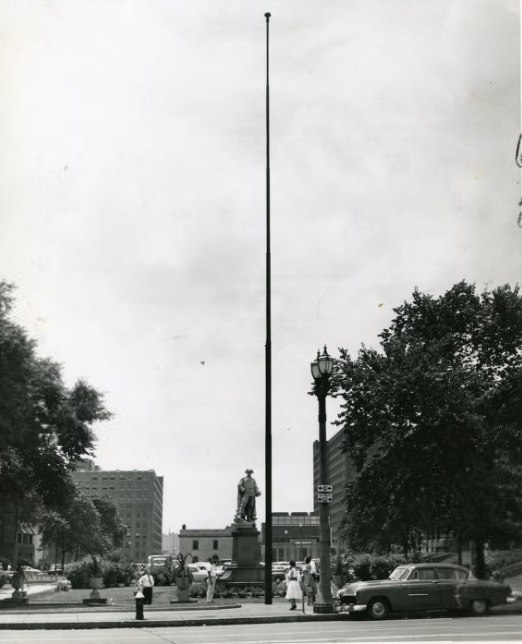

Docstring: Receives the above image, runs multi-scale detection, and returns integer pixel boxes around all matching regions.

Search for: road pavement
[0,615,521,643]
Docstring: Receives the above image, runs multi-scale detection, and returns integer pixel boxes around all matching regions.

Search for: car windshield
[389,567,410,580]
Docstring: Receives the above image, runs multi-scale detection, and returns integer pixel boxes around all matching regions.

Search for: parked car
[271,561,290,581]
[337,563,512,620]
[48,564,64,575]
[186,564,209,584]
[18,566,44,582]
[193,562,211,572]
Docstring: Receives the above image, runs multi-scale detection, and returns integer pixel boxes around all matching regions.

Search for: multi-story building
[262,512,320,562]
[162,531,180,556]
[179,526,233,563]
[313,427,356,548]
[72,463,163,562]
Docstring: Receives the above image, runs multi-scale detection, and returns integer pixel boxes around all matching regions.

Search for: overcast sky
[1,0,520,535]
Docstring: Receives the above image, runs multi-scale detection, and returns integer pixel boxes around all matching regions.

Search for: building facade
[162,531,180,556]
[261,512,320,562]
[179,526,233,563]
[72,464,163,562]
[313,427,356,548]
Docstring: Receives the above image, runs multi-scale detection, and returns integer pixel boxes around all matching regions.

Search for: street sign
[317,484,333,493]
[317,493,333,503]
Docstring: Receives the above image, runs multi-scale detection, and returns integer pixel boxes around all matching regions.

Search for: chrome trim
[348,604,367,612]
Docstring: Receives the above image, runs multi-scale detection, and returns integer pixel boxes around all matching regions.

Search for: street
[1,615,521,644]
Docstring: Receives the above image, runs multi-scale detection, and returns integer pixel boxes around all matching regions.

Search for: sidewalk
[0,584,520,631]
[0,584,349,630]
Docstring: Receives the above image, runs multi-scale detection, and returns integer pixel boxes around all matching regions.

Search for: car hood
[338,579,393,595]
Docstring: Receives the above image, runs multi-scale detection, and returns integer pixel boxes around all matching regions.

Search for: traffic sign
[317,493,333,503]
[317,484,333,493]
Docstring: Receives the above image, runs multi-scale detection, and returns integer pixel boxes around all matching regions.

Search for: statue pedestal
[220,521,265,587]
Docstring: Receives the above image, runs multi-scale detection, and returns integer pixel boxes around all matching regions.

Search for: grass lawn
[28,585,281,607]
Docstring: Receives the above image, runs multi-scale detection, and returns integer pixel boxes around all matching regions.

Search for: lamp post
[299,523,303,562]
[311,346,334,613]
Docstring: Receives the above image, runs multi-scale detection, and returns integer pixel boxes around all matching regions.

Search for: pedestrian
[138,567,155,605]
[302,555,318,606]
[285,560,302,610]
[206,559,218,604]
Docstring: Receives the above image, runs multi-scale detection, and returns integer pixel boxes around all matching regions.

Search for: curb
[0,613,351,631]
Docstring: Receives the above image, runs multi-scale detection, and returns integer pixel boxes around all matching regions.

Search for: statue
[235,469,261,523]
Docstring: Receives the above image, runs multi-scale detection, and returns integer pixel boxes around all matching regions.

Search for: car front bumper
[347,603,367,612]
[338,597,367,613]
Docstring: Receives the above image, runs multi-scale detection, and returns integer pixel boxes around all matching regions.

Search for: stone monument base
[218,521,265,588]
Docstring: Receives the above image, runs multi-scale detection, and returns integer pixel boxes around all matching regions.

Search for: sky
[0,0,521,534]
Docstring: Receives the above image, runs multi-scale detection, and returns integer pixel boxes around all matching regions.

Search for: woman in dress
[302,555,318,606]
[285,560,302,610]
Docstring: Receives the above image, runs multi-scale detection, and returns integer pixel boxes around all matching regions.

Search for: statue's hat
[245,468,254,474]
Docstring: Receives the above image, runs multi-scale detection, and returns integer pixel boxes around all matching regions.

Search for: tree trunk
[12,512,20,564]
[474,538,486,579]
[456,534,463,565]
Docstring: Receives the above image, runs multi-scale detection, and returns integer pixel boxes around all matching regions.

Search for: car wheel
[469,599,489,616]
[368,598,390,620]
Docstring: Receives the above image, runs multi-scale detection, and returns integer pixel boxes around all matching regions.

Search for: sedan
[337,563,512,619]
[186,564,209,583]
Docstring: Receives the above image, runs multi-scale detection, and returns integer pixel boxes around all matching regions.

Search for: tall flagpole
[264,11,273,605]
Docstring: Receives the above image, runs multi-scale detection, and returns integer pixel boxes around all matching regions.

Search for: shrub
[352,554,372,581]
[151,560,176,586]
[189,582,206,598]
[151,564,175,587]
[0,572,9,589]
[67,562,96,589]
[350,553,407,581]
[103,562,133,587]
[370,555,406,580]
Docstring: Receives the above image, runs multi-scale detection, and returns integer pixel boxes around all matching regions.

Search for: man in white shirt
[138,568,155,605]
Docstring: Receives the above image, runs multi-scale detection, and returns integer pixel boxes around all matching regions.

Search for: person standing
[138,568,155,605]
[303,555,318,606]
[206,560,218,604]
[285,560,302,610]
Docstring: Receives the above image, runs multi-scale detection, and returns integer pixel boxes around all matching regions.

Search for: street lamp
[299,522,303,562]
[311,345,334,613]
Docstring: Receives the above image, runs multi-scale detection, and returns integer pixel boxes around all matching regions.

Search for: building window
[17,533,33,545]
[192,540,199,550]
[213,540,218,550]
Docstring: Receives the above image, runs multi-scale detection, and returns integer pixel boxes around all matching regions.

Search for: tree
[333,282,522,576]
[39,492,127,575]
[0,282,111,561]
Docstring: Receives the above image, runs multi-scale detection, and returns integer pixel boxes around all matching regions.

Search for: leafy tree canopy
[0,282,112,557]
[332,281,522,565]
[40,490,127,574]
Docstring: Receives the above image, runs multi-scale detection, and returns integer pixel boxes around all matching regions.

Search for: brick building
[72,463,163,562]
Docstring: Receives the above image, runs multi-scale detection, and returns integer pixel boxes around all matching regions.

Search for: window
[192,540,199,550]
[213,540,218,550]
[17,533,33,545]
[436,568,455,580]
[410,568,435,580]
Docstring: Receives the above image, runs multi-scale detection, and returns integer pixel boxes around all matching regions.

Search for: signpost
[317,485,333,504]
